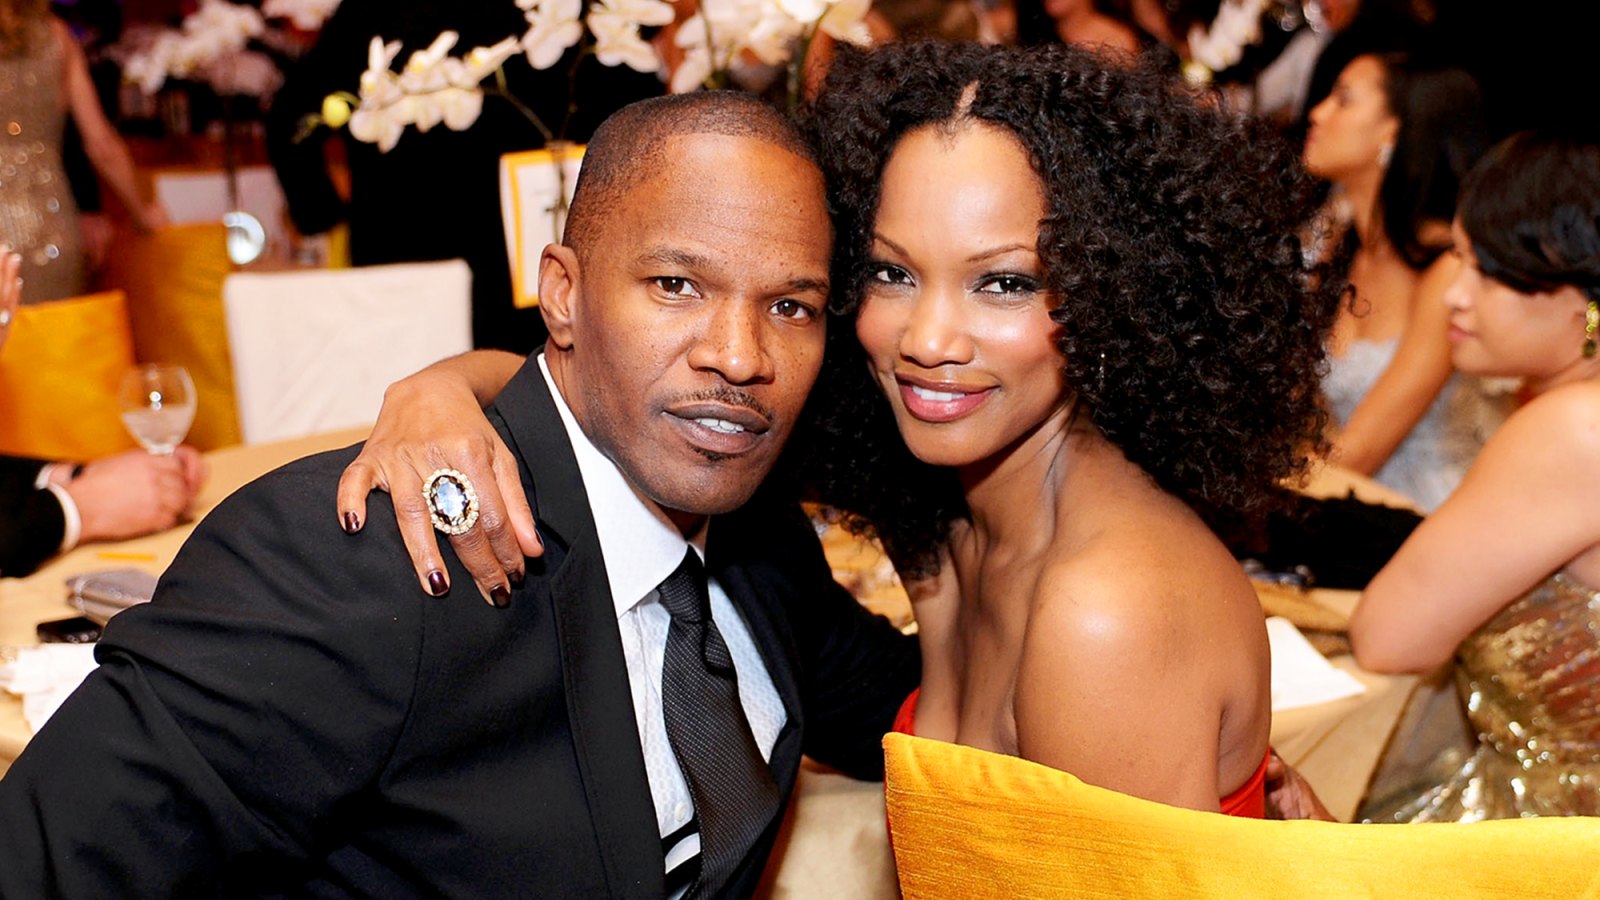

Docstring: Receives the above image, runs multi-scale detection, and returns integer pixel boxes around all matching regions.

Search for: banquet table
[0,435,1422,896]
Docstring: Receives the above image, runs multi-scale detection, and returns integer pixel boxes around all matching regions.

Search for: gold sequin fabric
[1368,572,1600,822]
[0,19,86,303]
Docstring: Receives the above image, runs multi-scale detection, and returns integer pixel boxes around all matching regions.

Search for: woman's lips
[896,379,994,423]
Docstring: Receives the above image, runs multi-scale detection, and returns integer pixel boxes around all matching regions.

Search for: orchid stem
[493,66,554,143]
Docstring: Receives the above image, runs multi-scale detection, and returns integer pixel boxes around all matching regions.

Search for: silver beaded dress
[0,18,86,303]
[1365,572,1600,822]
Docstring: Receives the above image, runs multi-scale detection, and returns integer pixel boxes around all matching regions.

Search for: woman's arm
[1351,386,1600,672]
[55,20,166,232]
[1329,254,1458,476]
[336,350,533,602]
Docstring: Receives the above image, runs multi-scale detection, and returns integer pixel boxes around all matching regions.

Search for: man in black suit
[0,92,919,896]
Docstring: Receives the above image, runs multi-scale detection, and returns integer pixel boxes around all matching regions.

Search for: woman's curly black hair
[791,40,1343,578]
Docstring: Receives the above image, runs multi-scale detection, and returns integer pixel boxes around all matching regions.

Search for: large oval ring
[423,468,480,536]
[0,308,12,327]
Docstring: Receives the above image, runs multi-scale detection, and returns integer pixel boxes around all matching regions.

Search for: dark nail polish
[342,511,360,534]
[509,570,525,588]
[427,570,449,596]
[490,584,511,608]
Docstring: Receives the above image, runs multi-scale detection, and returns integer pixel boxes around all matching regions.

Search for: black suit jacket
[0,360,919,897]
[0,454,66,578]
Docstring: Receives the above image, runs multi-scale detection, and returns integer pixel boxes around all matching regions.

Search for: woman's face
[1305,56,1399,183]
[855,123,1068,469]
[1443,219,1591,388]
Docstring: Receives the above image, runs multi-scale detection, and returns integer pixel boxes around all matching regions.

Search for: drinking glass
[118,364,197,456]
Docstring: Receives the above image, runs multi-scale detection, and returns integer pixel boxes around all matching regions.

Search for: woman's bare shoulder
[1025,519,1254,662]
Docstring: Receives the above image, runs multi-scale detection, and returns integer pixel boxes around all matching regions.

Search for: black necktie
[657,549,779,898]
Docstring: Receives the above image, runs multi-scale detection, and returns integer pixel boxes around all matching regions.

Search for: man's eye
[653,277,696,297]
[771,299,815,322]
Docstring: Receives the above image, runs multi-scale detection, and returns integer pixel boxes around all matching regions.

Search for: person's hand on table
[0,251,20,353]
[134,202,170,233]
[66,446,206,543]
[1264,750,1336,821]
[337,368,541,605]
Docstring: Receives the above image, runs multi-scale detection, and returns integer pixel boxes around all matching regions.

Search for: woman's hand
[336,360,540,605]
[0,251,20,354]
[1264,751,1335,821]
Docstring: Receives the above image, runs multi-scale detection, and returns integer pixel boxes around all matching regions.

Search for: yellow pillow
[0,290,140,460]
[100,223,241,450]
[882,733,1600,899]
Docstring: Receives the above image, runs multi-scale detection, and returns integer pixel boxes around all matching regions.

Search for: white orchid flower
[437,88,486,131]
[399,31,458,93]
[776,0,826,23]
[348,104,406,152]
[520,0,584,69]
[819,0,872,44]
[670,44,714,94]
[595,0,675,28]
[742,11,802,67]
[454,36,520,85]
[261,0,342,31]
[587,11,660,73]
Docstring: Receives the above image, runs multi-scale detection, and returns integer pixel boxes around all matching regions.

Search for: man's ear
[538,243,581,350]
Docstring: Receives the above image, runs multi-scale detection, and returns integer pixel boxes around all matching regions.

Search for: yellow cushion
[99,223,241,450]
[0,291,139,460]
[882,733,1600,899]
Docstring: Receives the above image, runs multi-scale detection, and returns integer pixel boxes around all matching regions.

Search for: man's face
[547,133,831,529]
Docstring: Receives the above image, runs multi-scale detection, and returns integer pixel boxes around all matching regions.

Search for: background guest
[0,0,165,304]
[1307,53,1506,510]
[1352,131,1600,821]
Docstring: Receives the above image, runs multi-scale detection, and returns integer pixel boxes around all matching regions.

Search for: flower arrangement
[311,0,872,153]
[121,0,344,98]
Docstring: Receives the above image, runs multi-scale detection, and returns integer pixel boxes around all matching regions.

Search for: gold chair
[883,733,1600,899]
[0,290,139,460]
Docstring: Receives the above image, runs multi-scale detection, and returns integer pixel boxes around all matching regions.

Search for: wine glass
[118,364,197,456]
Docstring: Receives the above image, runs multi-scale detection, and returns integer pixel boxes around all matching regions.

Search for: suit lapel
[487,360,664,898]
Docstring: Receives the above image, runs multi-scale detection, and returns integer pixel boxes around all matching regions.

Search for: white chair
[223,260,472,444]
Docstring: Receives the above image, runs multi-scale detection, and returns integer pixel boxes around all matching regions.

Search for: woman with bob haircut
[339,41,1342,815]
[1353,132,1600,821]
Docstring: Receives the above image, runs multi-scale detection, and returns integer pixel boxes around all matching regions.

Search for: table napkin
[0,643,98,733]
[1267,616,1366,712]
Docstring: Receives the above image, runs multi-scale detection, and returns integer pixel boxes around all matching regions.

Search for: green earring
[1586,301,1598,359]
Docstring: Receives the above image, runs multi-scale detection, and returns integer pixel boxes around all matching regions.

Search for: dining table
[1,432,1427,898]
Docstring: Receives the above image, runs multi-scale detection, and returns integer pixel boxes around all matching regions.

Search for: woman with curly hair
[338,41,1340,814]
[1305,53,1508,510]
[1352,132,1600,821]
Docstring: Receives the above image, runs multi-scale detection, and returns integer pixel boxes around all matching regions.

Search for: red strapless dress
[892,688,1267,818]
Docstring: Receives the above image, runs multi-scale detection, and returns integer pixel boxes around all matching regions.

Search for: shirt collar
[538,354,699,619]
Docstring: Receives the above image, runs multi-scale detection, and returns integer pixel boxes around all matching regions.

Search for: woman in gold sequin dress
[0,0,164,302]
[1352,132,1600,821]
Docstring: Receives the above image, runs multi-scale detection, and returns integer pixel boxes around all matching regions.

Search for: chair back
[0,291,139,460]
[223,260,472,444]
[883,733,1600,899]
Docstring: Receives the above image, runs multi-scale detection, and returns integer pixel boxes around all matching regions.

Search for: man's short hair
[562,92,820,254]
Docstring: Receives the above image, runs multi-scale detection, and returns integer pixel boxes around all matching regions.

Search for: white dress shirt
[537,356,786,876]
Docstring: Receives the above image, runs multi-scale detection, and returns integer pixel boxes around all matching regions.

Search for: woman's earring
[1377,142,1394,170]
[1584,301,1598,359]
